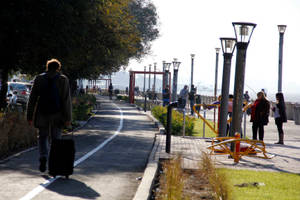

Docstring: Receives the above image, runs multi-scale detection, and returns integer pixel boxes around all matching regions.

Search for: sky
[128,0,300,100]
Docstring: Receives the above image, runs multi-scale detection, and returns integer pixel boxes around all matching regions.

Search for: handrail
[193,102,252,137]
[193,104,218,135]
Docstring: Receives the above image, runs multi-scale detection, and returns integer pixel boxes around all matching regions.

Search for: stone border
[131,103,165,200]
[132,132,160,200]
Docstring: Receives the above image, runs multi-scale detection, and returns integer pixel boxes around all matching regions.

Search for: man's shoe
[39,157,47,173]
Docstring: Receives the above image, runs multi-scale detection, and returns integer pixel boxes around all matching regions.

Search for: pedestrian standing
[244,91,250,102]
[250,92,270,141]
[195,94,201,117]
[189,85,196,115]
[108,83,113,100]
[178,85,189,109]
[272,92,287,145]
[27,59,72,172]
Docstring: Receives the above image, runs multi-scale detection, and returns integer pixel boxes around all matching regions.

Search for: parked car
[7,82,32,104]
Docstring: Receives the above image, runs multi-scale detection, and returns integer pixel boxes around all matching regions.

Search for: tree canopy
[0,0,159,108]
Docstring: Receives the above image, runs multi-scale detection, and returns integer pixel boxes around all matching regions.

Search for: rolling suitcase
[48,134,75,179]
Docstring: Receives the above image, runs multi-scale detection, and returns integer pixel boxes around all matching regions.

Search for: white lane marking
[20,103,123,200]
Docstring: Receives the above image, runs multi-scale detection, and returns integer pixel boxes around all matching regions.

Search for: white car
[7,82,32,104]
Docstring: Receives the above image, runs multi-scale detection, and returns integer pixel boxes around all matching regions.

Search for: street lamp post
[213,48,220,130]
[190,54,195,89]
[154,62,157,93]
[163,61,171,90]
[278,25,287,93]
[172,58,181,102]
[148,64,151,92]
[143,66,147,112]
[219,38,236,137]
[231,22,256,136]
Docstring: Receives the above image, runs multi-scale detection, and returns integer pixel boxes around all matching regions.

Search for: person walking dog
[27,59,72,172]
[272,92,287,145]
[250,92,270,141]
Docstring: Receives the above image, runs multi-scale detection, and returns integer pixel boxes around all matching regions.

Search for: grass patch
[192,118,217,138]
[220,168,300,200]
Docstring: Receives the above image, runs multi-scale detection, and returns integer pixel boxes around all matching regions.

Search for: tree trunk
[0,68,9,110]
[69,78,78,96]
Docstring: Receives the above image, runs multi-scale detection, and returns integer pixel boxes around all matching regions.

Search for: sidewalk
[153,118,300,174]
[0,97,158,200]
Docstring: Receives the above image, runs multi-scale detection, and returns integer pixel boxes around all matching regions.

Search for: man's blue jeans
[38,126,61,159]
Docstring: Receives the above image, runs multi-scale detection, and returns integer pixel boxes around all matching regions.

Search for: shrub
[157,156,189,200]
[116,95,129,102]
[198,152,232,200]
[0,112,37,159]
[72,94,96,121]
[151,106,195,136]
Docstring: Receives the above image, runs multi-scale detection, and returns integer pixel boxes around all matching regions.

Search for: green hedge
[72,94,97,121]
[151,106,195,136]
[116,95,129,102]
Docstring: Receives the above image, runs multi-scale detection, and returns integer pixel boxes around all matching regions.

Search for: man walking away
[189,85,196,115]
[27,59,72,172]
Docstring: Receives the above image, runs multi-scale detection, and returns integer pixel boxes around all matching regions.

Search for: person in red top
[250,92,270,141]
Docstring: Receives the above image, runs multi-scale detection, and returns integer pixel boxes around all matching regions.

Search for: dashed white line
[19,103,123,200]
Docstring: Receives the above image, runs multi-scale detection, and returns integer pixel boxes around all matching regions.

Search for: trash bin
[294,106,300,125]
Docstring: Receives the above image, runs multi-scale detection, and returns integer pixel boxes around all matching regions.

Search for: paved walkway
[0,96,157,200]
[155,117,300,174]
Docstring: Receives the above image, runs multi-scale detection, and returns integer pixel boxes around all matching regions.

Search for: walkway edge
[132,105,165,200]
[132,133,160,200]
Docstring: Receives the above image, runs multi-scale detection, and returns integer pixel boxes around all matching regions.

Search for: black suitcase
[48,137,75,178]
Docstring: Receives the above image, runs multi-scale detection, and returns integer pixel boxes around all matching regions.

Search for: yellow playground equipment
[193,103,274,163]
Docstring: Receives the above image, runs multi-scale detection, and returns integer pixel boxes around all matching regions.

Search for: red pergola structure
[129,70,171,104]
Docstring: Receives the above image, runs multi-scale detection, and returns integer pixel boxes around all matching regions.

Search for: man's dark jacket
[27,71,72,128]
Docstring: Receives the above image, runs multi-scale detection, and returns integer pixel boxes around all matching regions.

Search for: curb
[132,104,164,200]
[133,133,160,200]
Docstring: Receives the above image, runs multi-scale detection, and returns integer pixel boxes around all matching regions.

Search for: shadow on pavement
[46,178,101,199]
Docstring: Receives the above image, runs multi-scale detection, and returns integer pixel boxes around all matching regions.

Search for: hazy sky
[128,0,300,97]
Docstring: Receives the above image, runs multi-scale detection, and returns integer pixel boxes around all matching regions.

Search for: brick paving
[154,118,300,174]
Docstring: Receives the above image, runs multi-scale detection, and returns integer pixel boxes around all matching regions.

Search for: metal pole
[203,109,206,138]
[231,43,248,136]
[166,102,177,153]
[183,108,186,136]
[143,66,147,112]
[148,65,151,92]
[214,50,220,130]
[172,69,178,102]
[243,111,247,138]
[154,63,157,93]
[219,53,233,137]
[190,54,195,88]
[278,32,284,92]
[166,105,172,153]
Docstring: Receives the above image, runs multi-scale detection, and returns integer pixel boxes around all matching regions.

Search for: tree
[0,0,159,109]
